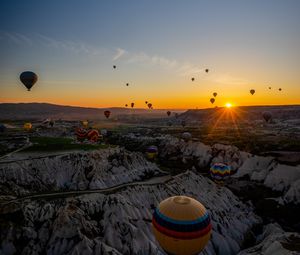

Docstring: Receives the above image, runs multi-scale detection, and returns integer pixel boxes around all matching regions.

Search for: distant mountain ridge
[0,103,179,120]
[0,103,299,121]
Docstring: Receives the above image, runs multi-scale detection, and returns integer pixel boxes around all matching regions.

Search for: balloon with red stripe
[210,163,232,184]
[152,196,211,255]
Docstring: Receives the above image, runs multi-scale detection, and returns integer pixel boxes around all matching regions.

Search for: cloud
[122,50,248,85]
[36,34,105,56]
[212,74,249,85]
[1,31,32,46]
[112,48,127,61]
[127,51,178,69]
[0,31,105,57]
[0,31,248,86]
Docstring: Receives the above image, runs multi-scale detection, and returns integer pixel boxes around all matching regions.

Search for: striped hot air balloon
[86,129,100,142]
[146,145,158,160]
[210,163,232,184]
[75,127,87,142]
[152,196,212,255]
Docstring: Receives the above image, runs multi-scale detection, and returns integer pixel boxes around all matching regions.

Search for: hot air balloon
[104,110,111,119]
[167,111,171,116]
[182,132,192,142]
[147,103,152,109]
[125,104,128,107]
[23,122,32,131]
[213,92,217,97]
[146,145,158,160]
[126,83,129,86]
[152,196,212,255]
[210,98,215,104]
[0,124,7,133]
[131,102,134,108]
[279,88,282,91]
[20,71,38,91]
[87,129,100,142]
[113,65,116,69]
[262,111,272,123]
[250,89,255,95]
[205,69,209,73]
[210,163,232,184]
[269,87,271,89]
[82,120,89,128]
[75,127,87,142]
[145,101,148,104]
[191,77,195,81]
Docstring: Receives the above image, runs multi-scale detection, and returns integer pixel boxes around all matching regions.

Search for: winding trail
[0,174,172,211]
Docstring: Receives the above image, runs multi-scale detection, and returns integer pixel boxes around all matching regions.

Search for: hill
[0,103,180,120]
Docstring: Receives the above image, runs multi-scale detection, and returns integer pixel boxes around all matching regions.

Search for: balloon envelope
[20,71,38,91]
[104,110,111,119]
[152,196,212,255]
[210,163,232,183]
[250,89,255,95]
[182,132,192,141]
[0,124,7,133]
[213,92,217,97]
[210,98,215,104]
[167,111,171,116]
[262,111,272,123]
[23,122,32,131]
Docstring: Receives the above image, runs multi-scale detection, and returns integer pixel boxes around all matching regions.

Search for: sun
[225,103,232,108]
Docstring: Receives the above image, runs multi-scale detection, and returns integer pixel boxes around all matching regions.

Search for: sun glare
[225,103,232,108]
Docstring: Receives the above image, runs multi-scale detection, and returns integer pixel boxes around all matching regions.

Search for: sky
[0,0,300,109]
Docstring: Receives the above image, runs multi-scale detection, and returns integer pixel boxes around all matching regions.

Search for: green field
[24,137,110,152]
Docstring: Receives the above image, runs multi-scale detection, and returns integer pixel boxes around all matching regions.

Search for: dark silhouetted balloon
[191,77,195,81]
[113,65,116,69]
[145,101,148,104]
[279,88,282,91]
[126,83,129,86]
[269,87,271,89]
[125,104,128,107]
[0,124,7,133]
[262,111,272,123]
[250,89,255,95]
[104,110,111,119]
[205,69,209,73]
[182,132,192,142]
[210,98,215,104]
[20,71,38,91]
[213,92,217,97]
[131,102,134,108]
[147,103,152,109]
[167,111,171,116]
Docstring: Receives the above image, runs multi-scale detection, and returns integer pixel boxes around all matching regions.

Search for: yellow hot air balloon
[82,120,89,128]
[23,122,32,131]
[152,196,212,255]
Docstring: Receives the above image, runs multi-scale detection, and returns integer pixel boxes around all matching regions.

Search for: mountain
[0,103,181,120]
[178,105,300,122]
[1,103,299,121]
